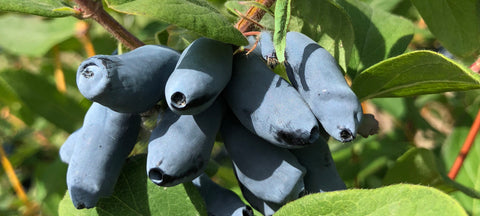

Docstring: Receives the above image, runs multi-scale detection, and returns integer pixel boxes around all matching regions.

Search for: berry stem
[73,0,144,50]
[235,0,276,33]
[448,60,480,180]
[448,109,480,180]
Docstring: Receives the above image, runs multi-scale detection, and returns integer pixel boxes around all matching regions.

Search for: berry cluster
[60,31,365,215]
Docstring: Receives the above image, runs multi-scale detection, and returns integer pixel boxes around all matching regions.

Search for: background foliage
[0,0,480,215]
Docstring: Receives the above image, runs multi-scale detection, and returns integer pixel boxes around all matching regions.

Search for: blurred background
[0,0,480,215]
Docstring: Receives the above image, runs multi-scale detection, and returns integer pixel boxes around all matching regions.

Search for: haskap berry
[76,45,179,113]
[61,32,362,215]
[284,31,363,143]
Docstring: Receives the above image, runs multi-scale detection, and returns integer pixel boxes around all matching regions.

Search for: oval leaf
[336,0,414,78]
[58,154,207,216]
[412,0,480,59]
[0,0,75,17]
[275,184,467,216]
[1,70,86,133]
[105,0,248,46]
[291,0,354,71]
[351,51,480,101]
[0,14,77,57]
[383,147,480,199]
[273,0,291,63]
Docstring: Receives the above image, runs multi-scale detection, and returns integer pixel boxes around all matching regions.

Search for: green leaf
[383,148,480,199]
[273,0,290,63]
[330,133,409,188]
[0,74,20,106]
[224,1,274,17]
[442,126,480,214]
[0,14,77,57]
[33,158,68,216]
[105,0,248,46]
[58,154,207,216]
[336,0,414,78]
[275,184,468,216]
[291,0,354,71]
[359,0,405,12]
[411,0,480,60]
[0,0,75,17]
[1,70,86,133]
[351,51,480,101]
[384,148,445,187]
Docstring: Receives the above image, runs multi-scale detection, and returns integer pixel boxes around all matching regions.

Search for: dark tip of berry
[148,168,165,185]
[340,129,354,142]
[75,203,86,209]
[171,92,187,108]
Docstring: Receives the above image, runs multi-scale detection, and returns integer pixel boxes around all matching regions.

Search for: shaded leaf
[330,132,409,188]
[105,0,248,46]
[275,184,467,216]
[383,148,480,199]
[0,0,75,17]
[58,154,207,216]
[412,0,480,60]
[291,0,354,71]
[336,0,414,78]
[1,70,86,133]
[33,158,68,216]
[351,51,480,101]
[359,0,405,12]
[0,14,77,57]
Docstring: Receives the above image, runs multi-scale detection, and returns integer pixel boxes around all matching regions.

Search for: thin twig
[448,109,480,179]
[53,46,67,93]
[74,0,144,50]
[75,21,96,57]
[235,0,276,33]
[0,146,29,204]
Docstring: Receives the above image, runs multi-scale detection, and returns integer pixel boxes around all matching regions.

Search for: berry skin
[76,45,180,113]
[290,137,346,194]
[165,37,233,115]
[238,181,281,216]
[284,31,363,143]
[224,51,320,148]
[59,128,80,164]
[66,102,141,209]
[192,173,253,216]
[220,112,306,205]
[147,99,224,187]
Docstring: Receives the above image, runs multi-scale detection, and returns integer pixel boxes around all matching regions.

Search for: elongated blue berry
[76,45,180,113]
[59,129,80,164]
[285,31,363,142]
[223,52,320,148]
[220,112,306,204]
[239,182,281,216]
[290,138,346,194]
[192,173,253,216]
[165,38,233,115]
[147,100,224,187]
[67,103,141,209]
